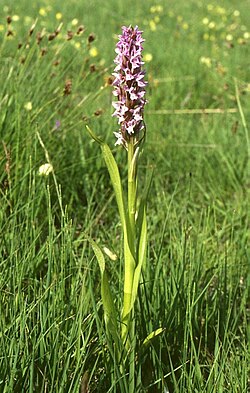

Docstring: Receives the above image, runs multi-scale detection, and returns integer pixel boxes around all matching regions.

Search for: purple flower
[53,120,61,130]
[112,26,147,147]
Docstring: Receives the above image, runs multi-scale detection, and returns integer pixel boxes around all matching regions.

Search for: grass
[0,0,249,391]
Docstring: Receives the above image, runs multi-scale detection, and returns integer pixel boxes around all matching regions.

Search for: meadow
[0,0,249,392]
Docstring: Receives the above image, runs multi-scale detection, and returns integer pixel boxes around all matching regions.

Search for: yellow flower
[74,42,81,49]
[202,17,209,25]
[71,18,79,26]
[156,5,163,13]
[226,34,233,41]
[39,8,47,17]
[38,163,53,176]
[89,47,98,57]
[144,53,153,62]
[233,10,240,17]
[150,5,163,13]
[177,15,183,22]
[208,21,216,29]
[24,102,32,111]
[203,33,210,40]
[12,15,20,22]
[243,32,249,39]
[200,56,212,68]
[154,16,160,23]
[182,22,189,30]
[216,6,226,15]
[149,20,156,31]
[207,4,213,11]
[56,12,62,20]
[0,24,4,32]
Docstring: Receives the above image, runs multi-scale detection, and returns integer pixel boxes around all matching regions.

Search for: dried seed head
[6,30,13,37]
[48,32,57,41]
[29,19,38,36]
[63,79,72,95]
[6,16,12,24]
[106,75,115,85]
[77,25,85,35]
[94,109,103,116]
[53,59,60,66]
[36,32,43,45]
[88,33,95,43]
[66,30,74,40]
[40,47,47,56]
[55,23,63,35]
[89,64,96,72]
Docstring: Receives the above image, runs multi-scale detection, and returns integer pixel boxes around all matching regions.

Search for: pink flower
[112,26,147,147]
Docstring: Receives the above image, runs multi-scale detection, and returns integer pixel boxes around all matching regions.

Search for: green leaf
[86,126,136,345]
[86,125,104,145]
[136,164,154,239]
[141,327,165,350]
[131,206,147,309]
[86,126,127,233]
[86,235,119,346]
[101,143,127,232]
[129,165,153,312]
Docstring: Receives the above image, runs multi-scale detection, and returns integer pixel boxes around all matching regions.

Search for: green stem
[128,140,137,246]
[121,140,137,346]
[127,141,137,392]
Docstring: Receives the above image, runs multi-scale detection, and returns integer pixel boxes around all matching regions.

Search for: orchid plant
[87,25,157,390]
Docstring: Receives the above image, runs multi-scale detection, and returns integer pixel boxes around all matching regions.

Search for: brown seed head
[48,32,57,41]
[64,79,72,95]
[89,64,96,72]
[88,33,95,43]
[29,19,38,36]
[77,25,85,35]
[66,30,74,40]
[55,23,63,35]
[40,47,48,56]
[36,32,43,45]
[94,109,103,116]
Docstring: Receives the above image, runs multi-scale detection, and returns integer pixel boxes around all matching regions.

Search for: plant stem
[121,140,137,347]
[127,140,137,392]
[128,140,137,247]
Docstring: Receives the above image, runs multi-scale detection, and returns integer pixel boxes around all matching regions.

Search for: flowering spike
[112,25,147,147]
